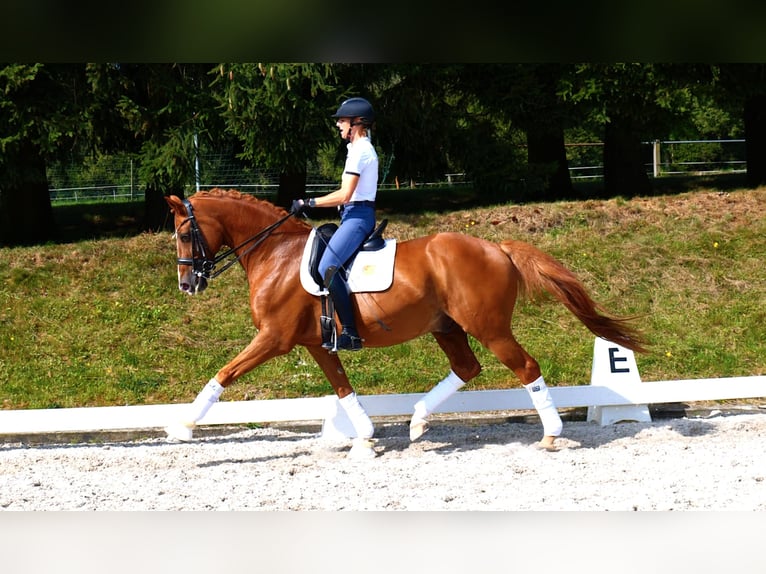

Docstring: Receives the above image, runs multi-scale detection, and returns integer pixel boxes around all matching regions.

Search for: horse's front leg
[165,330,291,441]
[305,345,376,458]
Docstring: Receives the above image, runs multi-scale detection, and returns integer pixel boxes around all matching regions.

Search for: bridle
[174,198,293,281]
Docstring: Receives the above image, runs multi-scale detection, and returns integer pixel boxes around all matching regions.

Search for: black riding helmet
[332,97,375,127]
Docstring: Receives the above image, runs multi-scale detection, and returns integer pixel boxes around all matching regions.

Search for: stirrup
[321,336,336,351]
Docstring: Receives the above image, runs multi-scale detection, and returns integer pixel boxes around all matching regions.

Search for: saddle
[303,219,392,352]
[307,219,389,288]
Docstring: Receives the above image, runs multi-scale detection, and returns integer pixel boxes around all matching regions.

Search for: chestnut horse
[164,189,646,455]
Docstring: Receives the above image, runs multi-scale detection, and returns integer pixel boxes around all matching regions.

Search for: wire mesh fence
[48,140,747,203]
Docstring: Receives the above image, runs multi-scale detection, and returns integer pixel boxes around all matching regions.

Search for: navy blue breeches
[317,203,375,283]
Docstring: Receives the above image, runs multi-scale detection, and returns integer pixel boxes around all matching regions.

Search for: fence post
[194,133,200,192]
[653,140,661,178]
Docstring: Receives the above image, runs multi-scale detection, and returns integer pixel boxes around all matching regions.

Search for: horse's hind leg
[409,327,482,441]
[480,329,562,450]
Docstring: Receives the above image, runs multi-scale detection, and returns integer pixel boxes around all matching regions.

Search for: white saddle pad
[299,228,397,295]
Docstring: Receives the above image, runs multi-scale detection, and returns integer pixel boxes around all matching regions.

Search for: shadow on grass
[53,200,147,243]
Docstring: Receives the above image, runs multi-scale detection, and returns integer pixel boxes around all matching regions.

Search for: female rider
[291,97,379,351]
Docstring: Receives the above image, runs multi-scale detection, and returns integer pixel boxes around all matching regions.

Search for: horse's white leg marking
[409,370,466,441]
[524,375,562,449]
[165,378,225,441]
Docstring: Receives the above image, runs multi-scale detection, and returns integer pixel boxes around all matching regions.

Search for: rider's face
[336,117,352,139]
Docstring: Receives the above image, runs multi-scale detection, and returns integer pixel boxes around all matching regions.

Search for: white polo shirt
[344,136,378,202]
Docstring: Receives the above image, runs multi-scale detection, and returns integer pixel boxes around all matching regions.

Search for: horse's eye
[179,233,191,243]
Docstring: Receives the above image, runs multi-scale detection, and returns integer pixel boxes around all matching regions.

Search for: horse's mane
[191,188,311,230]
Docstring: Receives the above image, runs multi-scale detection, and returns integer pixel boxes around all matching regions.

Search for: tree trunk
[276,171,307,209]
[744,93,766,187]
[603,118,652,198]
[527,125,573,200]
[0,142,57,246]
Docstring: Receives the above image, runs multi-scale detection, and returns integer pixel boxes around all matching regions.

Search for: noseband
[175,198,293,281]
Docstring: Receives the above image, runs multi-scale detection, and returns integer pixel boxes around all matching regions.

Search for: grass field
[1,177,765,410]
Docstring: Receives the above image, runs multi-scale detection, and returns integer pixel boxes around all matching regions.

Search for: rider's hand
[290,198,315,215]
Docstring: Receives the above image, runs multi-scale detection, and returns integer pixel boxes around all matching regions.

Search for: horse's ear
[165,194,185,215]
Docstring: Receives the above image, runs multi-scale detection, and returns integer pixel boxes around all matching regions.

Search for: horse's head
[166,194,225,295]
[166,189,304,296]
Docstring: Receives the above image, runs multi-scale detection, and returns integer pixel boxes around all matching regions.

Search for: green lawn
[2,181,764,409]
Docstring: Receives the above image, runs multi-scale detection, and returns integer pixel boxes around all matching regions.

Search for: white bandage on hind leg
[413,370,466,420]
[339,392,374,439]
[186,378,225,425]
[524,375,563,437]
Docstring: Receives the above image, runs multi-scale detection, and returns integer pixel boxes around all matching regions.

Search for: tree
[85,63,220,230]
[562,64,708,197]
[458,64,576,200]
[715,64,766,187]
[521,64,575,199]
[213,63,341,208]
[0,64,88,246]
[363,64,461,186]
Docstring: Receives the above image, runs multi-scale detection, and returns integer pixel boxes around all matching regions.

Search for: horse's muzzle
[178,272,208,295]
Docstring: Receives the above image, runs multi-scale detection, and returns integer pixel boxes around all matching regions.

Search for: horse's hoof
[537,435,558,452]
[165,422,195,442]
[348,438,377,459]
[409,418,429,441]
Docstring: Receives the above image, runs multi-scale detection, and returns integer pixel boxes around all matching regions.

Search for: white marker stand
[586,337,652,425]
[320,395,357,441]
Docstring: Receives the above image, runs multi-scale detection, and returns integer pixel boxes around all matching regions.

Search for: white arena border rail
[1,338,764,437]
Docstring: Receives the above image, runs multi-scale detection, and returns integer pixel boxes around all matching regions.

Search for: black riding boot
[324,266,363,351]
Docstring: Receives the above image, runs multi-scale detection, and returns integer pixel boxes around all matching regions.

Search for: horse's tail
[499,239,648,353]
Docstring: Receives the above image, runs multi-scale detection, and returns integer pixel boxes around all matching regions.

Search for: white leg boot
[410,371,466,441]
[339,393,376,459]
[165,378,224,441]
[524,375,562,449]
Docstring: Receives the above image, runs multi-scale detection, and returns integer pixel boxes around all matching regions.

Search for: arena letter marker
[587,336,652,425]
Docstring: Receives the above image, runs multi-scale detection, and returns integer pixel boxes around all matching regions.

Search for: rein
[175,198,294,281]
